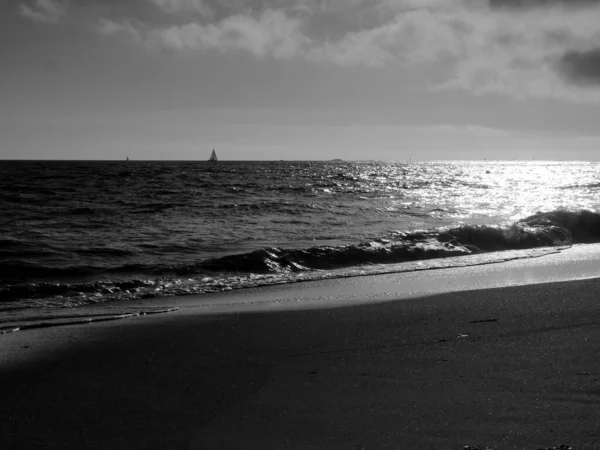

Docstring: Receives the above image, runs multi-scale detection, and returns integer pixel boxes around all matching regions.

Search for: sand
[1,245,600,449]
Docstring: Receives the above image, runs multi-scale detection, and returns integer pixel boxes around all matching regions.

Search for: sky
[2,0,600,160]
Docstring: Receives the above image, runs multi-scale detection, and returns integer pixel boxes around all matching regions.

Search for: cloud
[92,0,600,102]
[19,0,67,23]
[489,0,600,9]
[558,48,600,85]
[439,3,600,101]
[99,19,143,42]
[306,6,464,66]
[325,0,600,102]
[101,9,309,59]
[146,0,214,18]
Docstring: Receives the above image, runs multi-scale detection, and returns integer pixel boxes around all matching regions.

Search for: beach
[1,245,600,449]
[5,0,600,445]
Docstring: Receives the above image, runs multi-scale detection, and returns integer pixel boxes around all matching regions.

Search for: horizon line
[1,158,598,163]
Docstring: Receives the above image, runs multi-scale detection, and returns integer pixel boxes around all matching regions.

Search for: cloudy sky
[2,0,600,160]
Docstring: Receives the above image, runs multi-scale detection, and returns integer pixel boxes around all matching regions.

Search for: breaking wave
[194,209,600,274]
[2,209,598,306]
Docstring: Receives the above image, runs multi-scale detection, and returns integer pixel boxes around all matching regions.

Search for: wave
[70,207,96,215]
[74,247,137,257]
[0,261,162,283]
[0,262,102,280]
[195,209,600,274]
[0,239,62,258]
[2,209,599,303]
[560,182,600,190]
[0,279,158,303]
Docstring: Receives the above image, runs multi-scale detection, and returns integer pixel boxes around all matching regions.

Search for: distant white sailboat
[209,149,218,162]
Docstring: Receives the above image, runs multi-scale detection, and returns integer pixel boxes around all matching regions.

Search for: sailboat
[209,149,218,163]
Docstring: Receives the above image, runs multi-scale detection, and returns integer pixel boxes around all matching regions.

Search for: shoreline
[1,250,600,449]
[4,242,600,322]
[3,208,600,310]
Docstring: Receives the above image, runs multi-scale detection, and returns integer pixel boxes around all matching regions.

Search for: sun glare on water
[491,161,596,222]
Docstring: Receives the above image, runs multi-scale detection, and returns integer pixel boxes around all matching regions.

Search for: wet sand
[1,249,600,449]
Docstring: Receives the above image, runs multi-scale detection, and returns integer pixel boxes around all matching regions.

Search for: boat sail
[209,149,218,162]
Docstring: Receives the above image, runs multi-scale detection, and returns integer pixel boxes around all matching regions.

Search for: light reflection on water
[367,160,599,229]
[1,159,599,276]
[2,159,600,309]
[205,160,597,250]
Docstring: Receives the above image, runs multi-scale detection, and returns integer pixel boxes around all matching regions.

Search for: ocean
[2,159,600,313]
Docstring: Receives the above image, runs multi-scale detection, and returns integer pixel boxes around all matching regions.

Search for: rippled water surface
[2,160,599,310]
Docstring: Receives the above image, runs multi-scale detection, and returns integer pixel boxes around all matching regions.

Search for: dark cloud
[559,48,600,85]
[489,0,600,9]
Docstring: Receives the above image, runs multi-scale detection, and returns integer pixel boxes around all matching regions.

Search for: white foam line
[171,244,600,315]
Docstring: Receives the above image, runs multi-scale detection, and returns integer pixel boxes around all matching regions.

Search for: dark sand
[1,278,600,449]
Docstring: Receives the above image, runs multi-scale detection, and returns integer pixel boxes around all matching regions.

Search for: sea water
[2,160,599,311]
